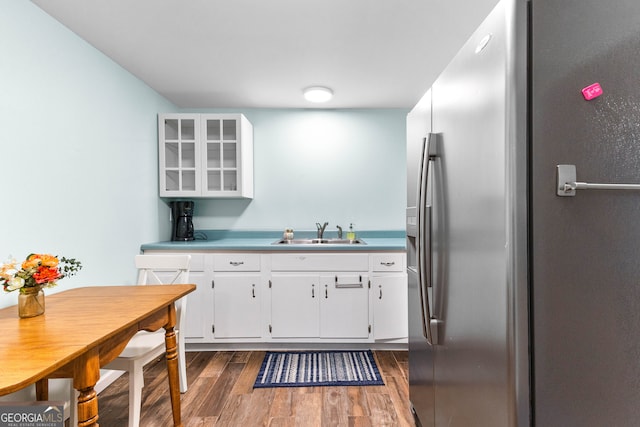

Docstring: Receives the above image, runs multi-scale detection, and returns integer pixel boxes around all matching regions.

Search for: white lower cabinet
[213,273,261,338]
[142,252,215,343]
[270,274,319,338]
[212,253,262,339]
[269,273,370,340]
[269,253,371,341]
[183,268,212,342]
[144,249,407,345]
[319,274,369,339]
[371,273,408,340]
[370,253,408,340]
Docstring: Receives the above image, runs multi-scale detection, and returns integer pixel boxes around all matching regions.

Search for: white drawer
[213,253,261,271]
[188,253,206,271]
[142,251,205,271]
[370,253,404,272]
[271,253,369,271]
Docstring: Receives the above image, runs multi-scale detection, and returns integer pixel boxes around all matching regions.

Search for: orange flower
[22,256,40,270]
[39,254,59,268]
[33,266,61,284]
[21,254,59,270]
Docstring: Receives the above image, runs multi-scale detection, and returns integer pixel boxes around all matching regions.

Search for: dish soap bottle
[347,223,356,241]
[283,228,294,241]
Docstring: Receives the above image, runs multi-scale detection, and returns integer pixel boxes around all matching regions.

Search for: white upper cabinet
[201,114,253,198]
[158,113,254,198]
[159,115,201,195]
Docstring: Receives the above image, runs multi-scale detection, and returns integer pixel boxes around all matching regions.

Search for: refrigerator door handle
[417,132,441,345]
[417,136,433,344]
[557,164,640,196]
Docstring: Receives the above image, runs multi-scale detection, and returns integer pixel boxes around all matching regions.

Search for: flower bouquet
[1,253,82,317]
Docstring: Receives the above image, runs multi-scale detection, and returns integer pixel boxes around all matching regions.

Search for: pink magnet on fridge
[581,82,603,100]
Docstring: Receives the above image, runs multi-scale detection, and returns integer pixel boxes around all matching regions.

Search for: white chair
[102,254,191,427]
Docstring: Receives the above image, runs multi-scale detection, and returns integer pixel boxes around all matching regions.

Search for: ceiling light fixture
[303,86,333,103]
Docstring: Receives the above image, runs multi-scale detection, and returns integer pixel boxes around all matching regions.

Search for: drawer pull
[334,275,364,288]
[380,262,396,267]
[229,261,245,266]
[335,282,363,288]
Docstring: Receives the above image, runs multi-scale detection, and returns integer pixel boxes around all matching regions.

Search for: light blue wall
[1,2,408,309]
[178,109,408,235]
[0,1,176,308]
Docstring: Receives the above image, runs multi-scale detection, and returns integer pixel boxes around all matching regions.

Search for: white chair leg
[129,365,145,427]
[178,332,188,393]
[68,382,78,427]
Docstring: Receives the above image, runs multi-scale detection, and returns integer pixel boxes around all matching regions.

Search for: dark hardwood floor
[95,350,415,426]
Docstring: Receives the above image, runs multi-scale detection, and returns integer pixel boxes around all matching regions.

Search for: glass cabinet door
[160,116,200,195]
[203,117,239,194]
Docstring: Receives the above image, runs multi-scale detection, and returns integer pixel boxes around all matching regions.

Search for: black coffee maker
[170,201,194,241]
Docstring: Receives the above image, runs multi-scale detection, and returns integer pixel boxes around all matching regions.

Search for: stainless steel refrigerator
[407,0,640,426]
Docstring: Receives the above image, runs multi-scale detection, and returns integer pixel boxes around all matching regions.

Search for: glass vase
[18,286,45,318]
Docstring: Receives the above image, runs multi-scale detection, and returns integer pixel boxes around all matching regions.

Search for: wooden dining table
[0,284,196,427]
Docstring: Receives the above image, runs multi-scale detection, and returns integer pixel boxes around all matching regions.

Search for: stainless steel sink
[272,238,366,245]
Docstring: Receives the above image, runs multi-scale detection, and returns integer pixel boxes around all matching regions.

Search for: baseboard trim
[186,342,408,352]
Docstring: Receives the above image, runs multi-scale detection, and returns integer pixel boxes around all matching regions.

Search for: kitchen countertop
[141,230,406,252]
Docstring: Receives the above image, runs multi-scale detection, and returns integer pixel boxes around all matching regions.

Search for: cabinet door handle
[229,261,244,266]
[379,286,383,300]
[312,284,315,298]
[334,275,364,288]
[380,261,395,267]
[252,284,255,298]
[325,284,329,299]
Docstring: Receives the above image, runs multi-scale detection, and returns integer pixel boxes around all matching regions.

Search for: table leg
[164,324,183,427]
[35,379,48,400]
[76,387,98,427]
[74,349,100,427]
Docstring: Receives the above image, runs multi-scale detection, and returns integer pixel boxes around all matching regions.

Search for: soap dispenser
[347,223,356,241]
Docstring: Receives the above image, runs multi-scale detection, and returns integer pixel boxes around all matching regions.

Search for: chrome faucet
[336,225,343,239]
[316,222,329,239]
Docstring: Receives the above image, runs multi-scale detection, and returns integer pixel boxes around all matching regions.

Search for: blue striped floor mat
[253,350,384,388]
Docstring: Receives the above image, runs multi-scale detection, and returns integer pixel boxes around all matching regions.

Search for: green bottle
[346,223,356,241]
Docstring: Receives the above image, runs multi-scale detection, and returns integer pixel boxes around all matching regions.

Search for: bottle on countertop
[283,228,294,241]
[346,223,356,241]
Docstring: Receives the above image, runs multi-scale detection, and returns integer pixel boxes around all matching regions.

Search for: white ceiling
[31,0,499,109]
